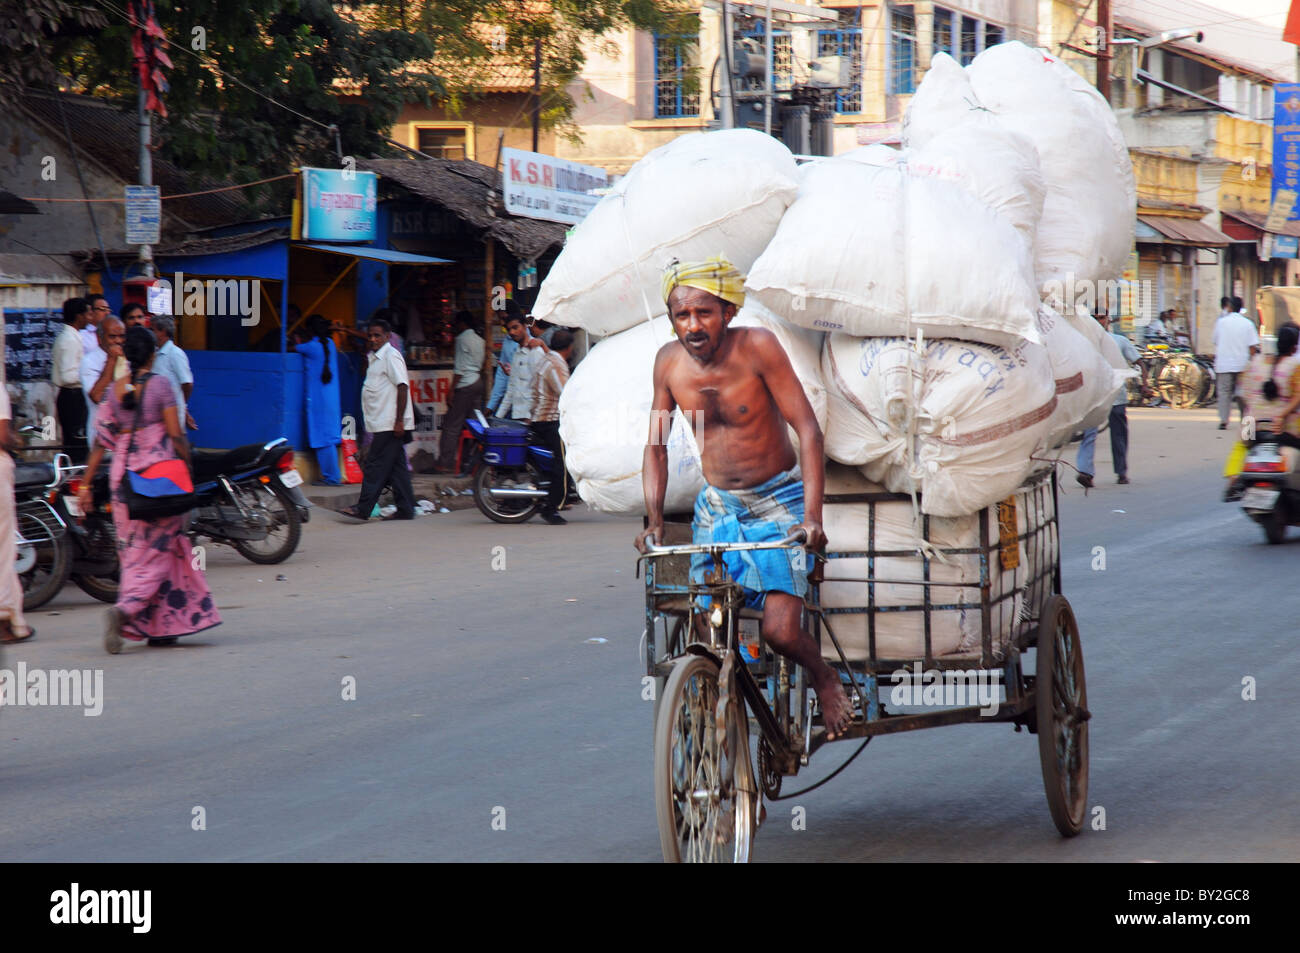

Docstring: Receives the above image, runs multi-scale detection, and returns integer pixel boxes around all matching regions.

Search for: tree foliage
[0,0,698,205]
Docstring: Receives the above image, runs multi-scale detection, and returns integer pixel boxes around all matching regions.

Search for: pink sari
[96,374,221,641]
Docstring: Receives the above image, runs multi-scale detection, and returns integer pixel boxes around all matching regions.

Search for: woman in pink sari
[79,327,220,653]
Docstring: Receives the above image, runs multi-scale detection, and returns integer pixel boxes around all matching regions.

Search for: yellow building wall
[1130,151,1199,211]
[1214,115,1272,217]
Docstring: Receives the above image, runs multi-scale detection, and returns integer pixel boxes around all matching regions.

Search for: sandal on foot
[0,625,35,644]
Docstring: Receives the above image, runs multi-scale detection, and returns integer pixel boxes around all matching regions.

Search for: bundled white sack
[559,318,705,514]
[965,42,1136,292]
[747,156,1040,348]
[532,129,798,337]
[1035,304,1131,449]
[902,52,983,148]
[822,333,1057,515]
[819,472,1057,662]
[1062,303,1138,423]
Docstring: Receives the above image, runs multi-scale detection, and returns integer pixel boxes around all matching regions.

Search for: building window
[933,8,955,59]
[817,27,864,113]
[741,22,795,92]
[415,127,468,160]
[959,15,979,65]
[890,7,916,95]
[984,23,1003,49]
[655,34,700,118]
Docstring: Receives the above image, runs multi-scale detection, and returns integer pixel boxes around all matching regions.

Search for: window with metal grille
[890,7,916,95]
[984,23,1003,49]
[959,15,979,65]
[816,27,863,113]
[416,127,468,160]
[655,34,700,118]
[740,22,794,92]
[933,8,955,59]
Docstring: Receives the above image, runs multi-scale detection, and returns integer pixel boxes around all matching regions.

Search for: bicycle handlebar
[641,528,808,558]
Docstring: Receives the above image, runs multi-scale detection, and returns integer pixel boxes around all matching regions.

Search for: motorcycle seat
[13,462,56,488]
[191,444,268,482]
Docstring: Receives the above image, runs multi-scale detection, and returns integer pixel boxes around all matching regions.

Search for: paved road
[2,408,1296,861]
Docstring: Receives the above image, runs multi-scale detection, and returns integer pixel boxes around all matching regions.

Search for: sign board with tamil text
[502,148,608,226]
[300,168,378,242]
[1271,84,1300,227]
[125,185,161,245]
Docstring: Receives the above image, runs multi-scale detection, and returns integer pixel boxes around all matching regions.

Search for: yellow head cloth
[661,256,746,310]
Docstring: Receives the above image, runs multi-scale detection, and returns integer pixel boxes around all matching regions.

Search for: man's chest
[670,369,768,427]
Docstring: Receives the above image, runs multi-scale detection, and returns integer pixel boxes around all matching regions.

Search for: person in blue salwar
[295,314,343,485]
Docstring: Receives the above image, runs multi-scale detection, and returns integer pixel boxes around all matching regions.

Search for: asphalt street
[2,407,1296,862]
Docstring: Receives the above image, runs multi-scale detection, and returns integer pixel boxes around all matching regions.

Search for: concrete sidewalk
[304,472,477,513]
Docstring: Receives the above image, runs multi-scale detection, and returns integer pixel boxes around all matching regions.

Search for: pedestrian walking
[52,297,90,463]
[1077,311,1142,487]
[0,383,34,644]
[79,327,221,653]
[1214,295,1261,430]
[338,319,416,522]
[529,329,574,524]
[151,315,197,431]
[294,314,343,485]
[436,310,484,474]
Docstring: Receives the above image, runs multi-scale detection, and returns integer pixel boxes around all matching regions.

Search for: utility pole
[719,2,735,129]
[764,0,774,135]
[138,85,154,278]
[1096,0,1112,104]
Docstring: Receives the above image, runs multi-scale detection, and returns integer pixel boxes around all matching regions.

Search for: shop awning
[296,243,451,265]
[1136,215,1232,247]
[1220,210,1300,240]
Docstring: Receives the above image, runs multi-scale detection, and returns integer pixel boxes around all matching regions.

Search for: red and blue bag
[123,375,196,520]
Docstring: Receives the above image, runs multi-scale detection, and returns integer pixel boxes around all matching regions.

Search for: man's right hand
[635,523,663,554]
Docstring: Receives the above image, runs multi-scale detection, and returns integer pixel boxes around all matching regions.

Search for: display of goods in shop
[821,332,1057,516]
[963,43,1136,294]
[746,156,1040,349]
[819,463,1056,661]
[531,129,798,338]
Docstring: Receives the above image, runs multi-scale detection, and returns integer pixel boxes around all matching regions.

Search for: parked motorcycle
[189,438,310,563]
[50,463,119,603]
[1231,433,1300,544]
[465,411,558,524]
[13,453,75,610]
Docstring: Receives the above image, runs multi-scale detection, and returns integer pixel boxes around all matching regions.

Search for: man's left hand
[793,520,826,551]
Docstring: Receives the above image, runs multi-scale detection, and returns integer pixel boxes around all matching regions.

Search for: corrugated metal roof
[1137,215,1232,246]
[1221,209,1300,239]
[0,253,82,284]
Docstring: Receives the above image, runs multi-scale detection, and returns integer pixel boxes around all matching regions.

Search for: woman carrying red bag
[79,327,221,654]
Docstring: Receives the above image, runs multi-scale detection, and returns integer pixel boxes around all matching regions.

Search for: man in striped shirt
[529,329,573,525]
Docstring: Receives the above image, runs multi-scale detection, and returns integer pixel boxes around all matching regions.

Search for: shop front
[1133,215,1232,349]
[1220,210,1300,324]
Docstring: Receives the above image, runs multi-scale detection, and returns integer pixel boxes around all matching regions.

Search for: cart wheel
[1035,596,1090,837]
[654,653,755,863]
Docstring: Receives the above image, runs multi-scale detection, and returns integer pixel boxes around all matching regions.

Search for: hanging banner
[502,148,608,225]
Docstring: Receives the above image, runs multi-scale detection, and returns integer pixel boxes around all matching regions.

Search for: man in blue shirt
[486,300,525,416]
[1077,311,1143,487]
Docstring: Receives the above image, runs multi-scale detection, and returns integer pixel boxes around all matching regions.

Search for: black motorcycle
[13,453,76,610]
[188,438,310,564]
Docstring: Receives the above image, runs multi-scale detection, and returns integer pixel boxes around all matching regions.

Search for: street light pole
[138,85,154,279]
[1096,0,1112,105]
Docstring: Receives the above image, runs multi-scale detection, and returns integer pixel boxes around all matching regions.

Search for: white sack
[822,333,1056,516]
[533,129,798,337]
[558,318,705,515]
[1062,304,1139,425]
[819,477,1057,662]
[1035,304,1130,449]
[747,157,1040,349]
[965,42,1136,292]
[901,52,982,149]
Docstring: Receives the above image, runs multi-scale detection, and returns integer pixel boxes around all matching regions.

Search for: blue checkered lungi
[690,465,809,610]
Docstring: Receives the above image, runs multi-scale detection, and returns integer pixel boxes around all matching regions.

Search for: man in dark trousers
[339,319,416,522]
[51,297,90,462]
[528,329,573,525]
[436,310,485,475]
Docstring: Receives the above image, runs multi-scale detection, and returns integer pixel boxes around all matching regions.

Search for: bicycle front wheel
[654,653,756,863]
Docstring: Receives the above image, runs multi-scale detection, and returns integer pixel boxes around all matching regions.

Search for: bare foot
[813,673,854,740]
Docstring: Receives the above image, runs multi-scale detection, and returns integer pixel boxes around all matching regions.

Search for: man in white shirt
[339,318,416,522]
[52,297,90,462]
[80,316,126,447]
[83,294,110,354]
[436,310,485,474]
[496,313,545,420]
[1214,295,1261,430]
[151,314,197,430]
